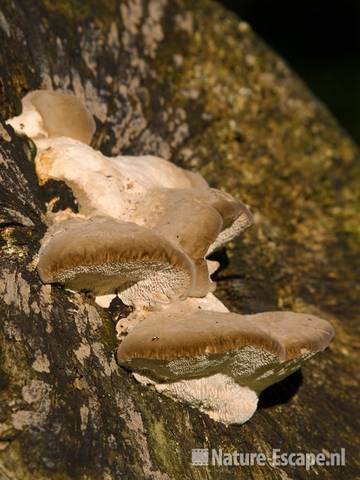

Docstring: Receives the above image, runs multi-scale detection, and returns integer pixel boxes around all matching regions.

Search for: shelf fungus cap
[137,188,223,258]
[34,142,212,223]
[6,90,95,144]
[129,186,253,294]
[115,155,209,191]
[133,187,224,296]
[207,189,254,254]
[117,309,334,391]
[34,141,251,270]
[37,216,195,307]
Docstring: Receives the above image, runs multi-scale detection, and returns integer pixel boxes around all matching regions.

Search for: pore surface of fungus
[156,374,259,425]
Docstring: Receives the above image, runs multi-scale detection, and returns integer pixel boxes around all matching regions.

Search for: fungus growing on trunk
[34,135,253,296]
[7,90,335,425]
[117,304,334,424]
[6,90,95,144]
[37,216,195,307]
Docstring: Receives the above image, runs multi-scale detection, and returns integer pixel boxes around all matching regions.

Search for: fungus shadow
[207,248,230,274]
[258,369,303,409]
[0,368,9,391]
[39,179,79,213]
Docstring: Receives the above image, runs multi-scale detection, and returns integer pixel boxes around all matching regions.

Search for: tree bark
[0,1,359,479]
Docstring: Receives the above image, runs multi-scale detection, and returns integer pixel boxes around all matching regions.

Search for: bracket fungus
[6,89,96,145]
[34,135,252,296]
[7,90,335,425]
[116,302,334,424]
[37,216,195,307]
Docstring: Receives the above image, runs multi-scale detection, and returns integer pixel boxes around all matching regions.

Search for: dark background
[220,0,360,146]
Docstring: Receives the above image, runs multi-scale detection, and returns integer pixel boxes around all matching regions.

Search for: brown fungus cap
[129,186,253,294]
[117,309,334,391]
[37,217,195,307]
[137,188,224,260]
[132,187,224,296]
[28,90,95,143]
[9,90,95,144]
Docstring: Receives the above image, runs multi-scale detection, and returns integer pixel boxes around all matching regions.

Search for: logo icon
[192,448,209,466]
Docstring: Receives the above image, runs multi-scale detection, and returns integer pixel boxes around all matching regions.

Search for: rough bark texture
[0,1,359,479]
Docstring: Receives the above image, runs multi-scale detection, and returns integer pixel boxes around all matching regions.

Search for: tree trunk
[0,1,359,479]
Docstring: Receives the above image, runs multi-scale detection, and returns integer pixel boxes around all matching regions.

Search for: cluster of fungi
[7,90,334,424]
